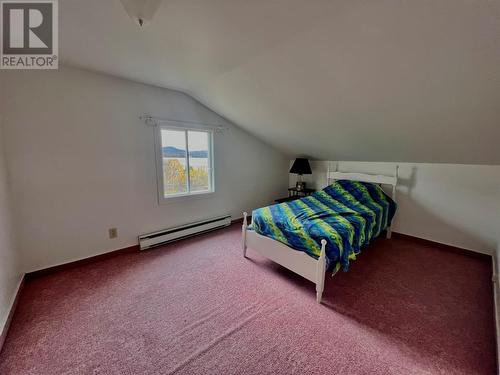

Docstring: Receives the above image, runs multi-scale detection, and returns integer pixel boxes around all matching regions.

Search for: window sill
[159,190,215,205]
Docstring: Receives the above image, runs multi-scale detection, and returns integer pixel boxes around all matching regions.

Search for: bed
[242,166,398,303]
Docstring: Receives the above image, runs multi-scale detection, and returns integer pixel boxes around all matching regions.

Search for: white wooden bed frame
[242,165,399,303]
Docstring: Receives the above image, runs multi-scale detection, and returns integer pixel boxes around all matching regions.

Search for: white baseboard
[0,274,24,353]
[393,230,493,256]
[491,255,499,373]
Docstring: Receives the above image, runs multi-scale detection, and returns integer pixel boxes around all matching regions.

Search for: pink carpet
[0,224,496,374]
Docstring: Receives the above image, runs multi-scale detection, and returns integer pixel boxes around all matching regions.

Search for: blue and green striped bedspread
[250,180,397,274]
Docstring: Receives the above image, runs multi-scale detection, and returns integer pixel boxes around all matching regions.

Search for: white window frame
[155,123,215,204]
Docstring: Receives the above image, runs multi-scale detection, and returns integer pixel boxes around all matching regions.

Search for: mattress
[250,180,397,273]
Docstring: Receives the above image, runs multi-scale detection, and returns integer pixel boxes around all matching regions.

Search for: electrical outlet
[109,228,118,239]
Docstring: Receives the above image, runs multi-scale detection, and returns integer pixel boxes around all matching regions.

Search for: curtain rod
[139,115,228,132]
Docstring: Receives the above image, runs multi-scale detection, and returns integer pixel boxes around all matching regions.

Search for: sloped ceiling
[60,0,499,164]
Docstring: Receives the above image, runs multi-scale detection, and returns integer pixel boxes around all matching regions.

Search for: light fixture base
[120,0,162,27]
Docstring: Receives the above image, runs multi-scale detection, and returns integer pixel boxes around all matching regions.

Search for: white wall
[60,1,500,165]
[0,119,21,338]
[290,161,500,254]
[0,66,289,273]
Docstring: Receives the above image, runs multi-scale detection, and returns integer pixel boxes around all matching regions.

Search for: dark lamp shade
[289,158,312,175]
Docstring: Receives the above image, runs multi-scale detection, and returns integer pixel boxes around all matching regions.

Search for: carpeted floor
[0,224,496,374]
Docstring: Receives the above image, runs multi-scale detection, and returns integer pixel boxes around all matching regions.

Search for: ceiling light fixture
[120,0,162,27]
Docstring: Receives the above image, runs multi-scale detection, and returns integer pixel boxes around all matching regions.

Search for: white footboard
[242,212,327,303]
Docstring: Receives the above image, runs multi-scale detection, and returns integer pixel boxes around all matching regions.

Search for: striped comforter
[250,180,397,274]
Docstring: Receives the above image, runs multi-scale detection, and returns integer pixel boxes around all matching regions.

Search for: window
[156,126,214,201]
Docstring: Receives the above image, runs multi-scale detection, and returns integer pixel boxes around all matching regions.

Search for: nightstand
[275,187,315,203]
[287,187,315,197]
[275,195,301,204]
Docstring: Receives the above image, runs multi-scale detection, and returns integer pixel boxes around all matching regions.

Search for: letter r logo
[2,1,54,55]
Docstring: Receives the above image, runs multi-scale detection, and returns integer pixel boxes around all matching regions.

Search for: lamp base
[296,181,306,191]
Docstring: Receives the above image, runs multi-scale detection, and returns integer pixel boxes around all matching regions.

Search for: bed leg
[242,212,248,258]
[316,289,323,304]
[316,239,327,303]
[387,166,398,241]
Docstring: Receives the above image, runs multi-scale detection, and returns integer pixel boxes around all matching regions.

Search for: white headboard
[326,163,399,238]
[326,164,399,203]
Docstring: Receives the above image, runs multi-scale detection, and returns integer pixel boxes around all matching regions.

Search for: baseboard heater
[138,215,232,250]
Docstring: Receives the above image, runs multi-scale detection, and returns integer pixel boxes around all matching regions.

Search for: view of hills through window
[161,129,211,196]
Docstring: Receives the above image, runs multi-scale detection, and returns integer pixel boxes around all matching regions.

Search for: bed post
[242,212,248,258]
[386,165,399,240]
[316,239,327,303]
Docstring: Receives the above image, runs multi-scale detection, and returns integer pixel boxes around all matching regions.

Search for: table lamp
[290,158,312,191]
